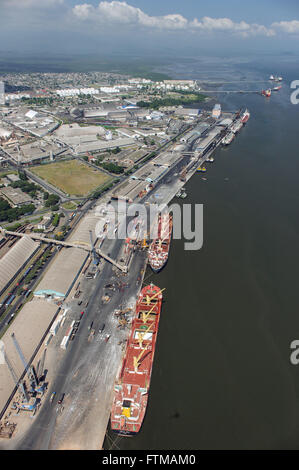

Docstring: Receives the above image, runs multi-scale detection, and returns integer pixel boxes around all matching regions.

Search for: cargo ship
[222,132,235,145]
[231,119,243,134]
[241,108,250,124]
[110,284,163,436]
[148,212,173,272]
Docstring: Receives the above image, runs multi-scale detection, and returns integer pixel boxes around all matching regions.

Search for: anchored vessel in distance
[261,89,271,97]
[110,284,163,436]
[148,213,173,273]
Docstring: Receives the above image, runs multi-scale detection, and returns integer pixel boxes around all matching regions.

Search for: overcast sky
[0,0,299,56]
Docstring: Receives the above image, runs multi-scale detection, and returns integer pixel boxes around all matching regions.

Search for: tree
[18,171,27,181]
[45,194,60,207]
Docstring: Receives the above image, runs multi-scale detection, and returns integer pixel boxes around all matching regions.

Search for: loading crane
[89,230,100,265]
[11,333,38,392]
[36,348,47,382]
[4,351,29,404]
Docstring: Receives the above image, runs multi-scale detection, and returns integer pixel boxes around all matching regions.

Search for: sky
[0,0,299,57]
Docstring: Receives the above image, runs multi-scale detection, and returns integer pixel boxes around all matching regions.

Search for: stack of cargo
[60,320,75,350]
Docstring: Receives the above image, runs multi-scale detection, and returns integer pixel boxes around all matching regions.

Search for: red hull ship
[148,213,173,272]
[241,108,250,124]
[110,284,163,436]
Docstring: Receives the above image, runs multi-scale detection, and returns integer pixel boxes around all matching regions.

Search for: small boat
[273,85,282,91]
[197,167,207,172]
[261,89,271,97]
[269,75,283,82]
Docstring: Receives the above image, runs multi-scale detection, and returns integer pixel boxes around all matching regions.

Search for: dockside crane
[4,352,29,404]
[36,348,47,382]
[11,333,38,392]
[89,230,100,265]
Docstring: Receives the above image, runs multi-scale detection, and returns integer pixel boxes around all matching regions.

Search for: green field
[62,201,78,210]
[31,160,113,197]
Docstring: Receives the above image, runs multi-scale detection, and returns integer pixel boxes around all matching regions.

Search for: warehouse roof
[69,214,101,246]
[34,247,87,298]
[34,213,100,298]
[0,236,40,294]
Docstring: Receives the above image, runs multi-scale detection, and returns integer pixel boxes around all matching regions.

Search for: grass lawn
[31,159,113,196]
[62,201,78,210]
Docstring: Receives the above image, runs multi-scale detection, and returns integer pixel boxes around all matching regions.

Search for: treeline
[100,162,124,174]
[43,192,60,210]
[0,197,35,222]
[91,179,120,200]
[137,93,206,109]
[11,180,40,198]
[83,155,124,174]
[21,97,54,106]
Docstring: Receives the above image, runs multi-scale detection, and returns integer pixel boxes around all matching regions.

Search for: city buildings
[0,81,5,106]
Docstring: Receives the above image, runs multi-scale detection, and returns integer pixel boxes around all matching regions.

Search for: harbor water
[106,56,299,450]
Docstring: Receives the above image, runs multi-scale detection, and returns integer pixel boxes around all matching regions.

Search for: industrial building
[0,186,34,207]
[0,236,40,296]
[132,161,168,184]
[212,104,222,119]
[55,123,106,139]
[5,174,20,183]
[83,104,119,118]
[112,178,148,202]
[5,138,65,164]
[73,137,135,155]
[180,122,209,144]
[174,108,201,118]
[153,151,182,168]
[0,81,5,106]
[4,108,59,138]
[56,88,100,97]
[196,127,222,153]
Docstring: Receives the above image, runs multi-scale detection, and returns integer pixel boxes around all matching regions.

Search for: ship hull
[148,213,173,273]
[110,284,163,436]
[241,108,250,124]
[149,257,169,273]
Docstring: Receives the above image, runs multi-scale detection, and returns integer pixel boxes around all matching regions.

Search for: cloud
[272,20,299,34]
[190,16,275,37]
[72,1,276,37]
[73,1,188,30]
